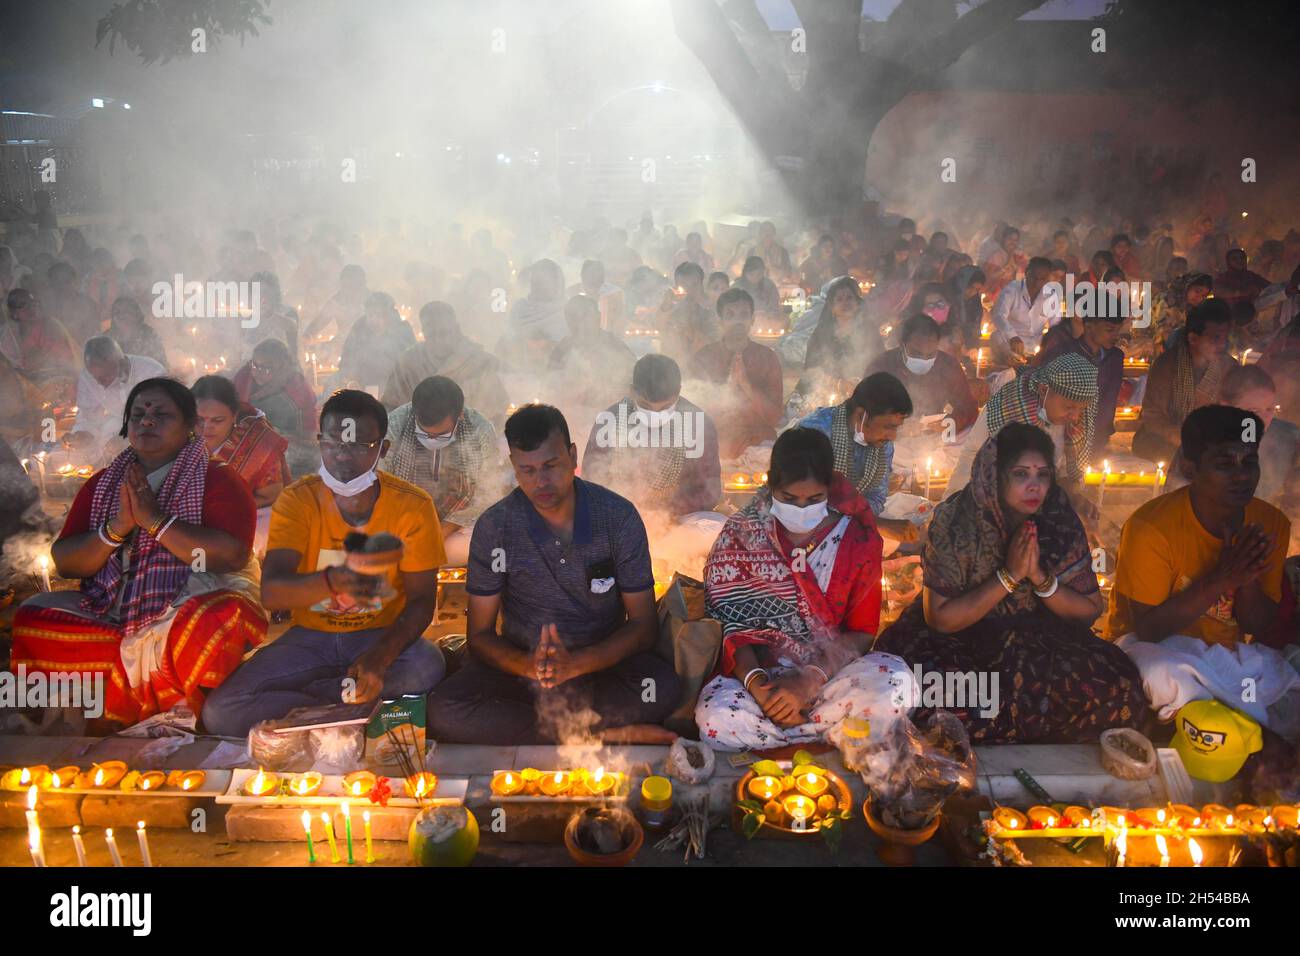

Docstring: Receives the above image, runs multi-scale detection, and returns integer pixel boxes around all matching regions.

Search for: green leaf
[792,749,817,767]
[792,764,827,778]
[736,799,765,813]
[750,759,783,778]
[742,812,766,839]
[820,814,845,854]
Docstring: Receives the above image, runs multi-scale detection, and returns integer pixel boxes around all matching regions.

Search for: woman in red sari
[694,427,915,751]
[194,374,289,555]
[11,377,266,730]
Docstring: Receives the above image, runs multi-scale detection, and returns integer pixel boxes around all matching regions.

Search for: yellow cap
[641,775,673,809]
[1172,700,1262,783]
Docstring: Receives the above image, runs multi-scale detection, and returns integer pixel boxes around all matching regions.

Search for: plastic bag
[1099,728,1157,780]
[308,724,366,775]
[845,710,977,830]
[248,720,310,771]
[665,738,715,785]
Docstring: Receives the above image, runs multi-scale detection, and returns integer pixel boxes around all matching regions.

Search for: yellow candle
[363,810,375,864]
[320,811,340,863]
[747,775,781,801]
[794,772,829,800]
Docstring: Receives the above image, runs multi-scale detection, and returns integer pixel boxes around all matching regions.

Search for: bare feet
[599,724,679,745]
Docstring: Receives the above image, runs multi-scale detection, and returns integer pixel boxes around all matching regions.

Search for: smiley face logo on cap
[1181,717,1227,754]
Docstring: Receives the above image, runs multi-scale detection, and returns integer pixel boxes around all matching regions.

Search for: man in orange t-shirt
[202,390,446,738]
[1106,405,1299,740]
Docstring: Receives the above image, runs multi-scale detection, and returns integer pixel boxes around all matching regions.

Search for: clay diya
[581,768,617,796]
[289,771,323,797]
[1,765,50,790]
[539,771,572,797]
[746,775,781,801]
[343,770,377,799]
[1202,804,1236,829]
[992,807,1028,831]
[175,771,206,792]
[490,771,525,797]
[794,771,829,800]
[49,766,80,790]
[1027,805,1059,829]
[1270,805,1299,830]
[242,768,281,797]
[404,772,439,799]
[1234,805,1269,834]
[79,761,128,789]
[1061,806,1091,828]
[134,771,167,792]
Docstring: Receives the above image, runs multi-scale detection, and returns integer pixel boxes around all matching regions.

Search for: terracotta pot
[564,808,644,867]
[864,800,940,866]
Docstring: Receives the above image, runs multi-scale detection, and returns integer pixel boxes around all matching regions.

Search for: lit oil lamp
[583,767,617,796]
[1168,804,1200,828]
[50,766,79,790]
[490,771,525,797]
[289,772,323,797]
[1132,807,1165,829]
[747,775,781,801]
[343,770,377,799]
[83,761,128,789]
[1027,805,1058,829]
[404,772,439,799]
[1202,804,1235,830]
[992,807,1028,831]
[1062,806,1090,827]
[794,771,829,800]
[243,768,281,797]
[539,770,572,797]
[2,765,49,791]
[135,771,167,792]
[782,794,816,826]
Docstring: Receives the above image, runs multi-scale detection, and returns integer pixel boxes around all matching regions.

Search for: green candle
[342,801,354,864]
[301,810,316,864]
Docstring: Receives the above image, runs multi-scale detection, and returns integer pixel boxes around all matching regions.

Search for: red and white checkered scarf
[81,439,209,635]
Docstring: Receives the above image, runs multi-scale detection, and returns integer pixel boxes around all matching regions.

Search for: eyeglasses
[1181,719,1226,748]
[318,437,383,455]
[250,361,278,373]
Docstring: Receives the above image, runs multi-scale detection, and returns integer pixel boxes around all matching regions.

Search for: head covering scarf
[922,435,1095,615]
[984,352,1097,482]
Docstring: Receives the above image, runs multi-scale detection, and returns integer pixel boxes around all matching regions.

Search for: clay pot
[864,800,940,866]
[563,808,644,867]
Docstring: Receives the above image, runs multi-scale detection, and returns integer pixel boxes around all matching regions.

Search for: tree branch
[905,0,1048,75]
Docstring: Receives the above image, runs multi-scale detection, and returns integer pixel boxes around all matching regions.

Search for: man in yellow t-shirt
[1106,405,1299,741]
[202,390,446,738]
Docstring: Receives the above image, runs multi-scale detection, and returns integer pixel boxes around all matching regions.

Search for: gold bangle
[103,520,126,544]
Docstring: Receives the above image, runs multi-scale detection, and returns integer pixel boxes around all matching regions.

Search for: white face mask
[416,429,455,451]
[770,498,829,534]
[635,401,677,429]
[318,454,380,498]
[903,350,937,375]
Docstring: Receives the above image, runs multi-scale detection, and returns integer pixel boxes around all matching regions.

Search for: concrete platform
[0,731,1229,867]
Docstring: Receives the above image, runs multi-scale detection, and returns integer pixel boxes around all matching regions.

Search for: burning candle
[924,457,933,499]
[490,771,525,797]
[321,811,340,863]
[539,770,572,797]
[38,554,51,592]
[747,775,781,801]
[105,828,123,867]
[881,575,891,610]
[1156,833,1169,867]
[363,810,375,864]
[1114,828,1126,868]
[782,794,816,827]
[1153,461,1165,500]
[794,772,829,800]
[992,807,1028,831]
[342,801,354,864]
[71,825,87,867]
[301,810,316,864]
[1097,459,1111,509]
[25,787,46,867]
[975,347,984,378]
[1189,838,1203,867]
[136,820,153,867]
[584,767,616,796]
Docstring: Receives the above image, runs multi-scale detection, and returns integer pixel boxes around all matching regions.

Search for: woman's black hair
[191,374,240,414]
[118,377,198,438]
[995,421,1056,484]
[768,427,834,490]
[822,274,862,306]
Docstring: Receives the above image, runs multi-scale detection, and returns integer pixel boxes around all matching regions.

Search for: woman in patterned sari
[874,423,1145,743]
[11,377,267,731]
[695,427,916,751]
[193,374,289,555]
